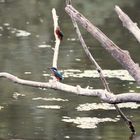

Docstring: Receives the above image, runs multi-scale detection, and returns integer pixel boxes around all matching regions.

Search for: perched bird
[50,67,63,81]
[55,26,63,41]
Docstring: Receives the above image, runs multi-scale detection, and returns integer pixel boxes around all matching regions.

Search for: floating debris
[62,116,118,129]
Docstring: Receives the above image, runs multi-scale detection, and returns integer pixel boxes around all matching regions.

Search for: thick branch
[115,5,140,43]
[0,72,140,104]
[65,5,140,85]
[0,72,106,97]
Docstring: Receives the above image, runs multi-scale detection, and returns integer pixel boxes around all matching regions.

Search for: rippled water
[0,0,140,140]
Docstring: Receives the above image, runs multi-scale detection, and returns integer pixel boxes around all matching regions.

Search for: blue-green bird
[50,67,64,81]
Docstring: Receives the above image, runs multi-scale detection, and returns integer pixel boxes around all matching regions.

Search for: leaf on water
[62,116,119,129]
[37,105,61,109]
[76,102,140,111]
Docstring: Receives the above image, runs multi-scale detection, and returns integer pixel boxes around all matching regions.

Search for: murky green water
[0,0,140,139]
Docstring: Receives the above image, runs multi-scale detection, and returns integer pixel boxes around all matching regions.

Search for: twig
[52,8,61,68]
[115,5,140,43]
[65,5,140,86]
[67,1,110,92]
[65,1,135,133]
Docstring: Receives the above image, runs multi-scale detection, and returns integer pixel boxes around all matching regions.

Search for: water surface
[0,0,140,140]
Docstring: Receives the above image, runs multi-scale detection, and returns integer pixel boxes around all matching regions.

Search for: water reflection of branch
[130,134,140,140]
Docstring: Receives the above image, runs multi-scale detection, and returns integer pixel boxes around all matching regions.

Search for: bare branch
[68,5,110,91]
[65,4,137,133]
[0,72,140,104]
[0,72,106,97]
[65,5,140,85]
[66,3,135,133]
[115,5,140,43]
[52,8,61,68]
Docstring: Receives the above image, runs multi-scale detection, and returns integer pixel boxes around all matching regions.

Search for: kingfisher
[55,26,63,41]
[50,67,64,81]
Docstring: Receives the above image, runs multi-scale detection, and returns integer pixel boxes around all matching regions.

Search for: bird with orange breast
[50,67,64,81]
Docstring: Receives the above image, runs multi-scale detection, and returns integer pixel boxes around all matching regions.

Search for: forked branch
[65,1,135,133]
[65,5,140,85]
[0,5,138,134]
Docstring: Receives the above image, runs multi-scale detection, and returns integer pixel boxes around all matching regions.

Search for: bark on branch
[115,5,140,43]
[52,8,61,68]
[0,72,140,104]
[66,1,135,133]
[65,5,140,85]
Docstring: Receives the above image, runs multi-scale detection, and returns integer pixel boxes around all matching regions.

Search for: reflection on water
[37,105,61,109]
[63,69,134,81]
[76,102,140,111]
[0,0,140,140]
[62,116,119,129]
